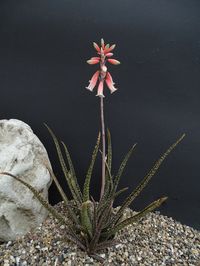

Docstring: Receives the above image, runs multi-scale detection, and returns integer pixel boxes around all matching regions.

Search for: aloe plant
[0,39,185,262]
[0,127,185,261]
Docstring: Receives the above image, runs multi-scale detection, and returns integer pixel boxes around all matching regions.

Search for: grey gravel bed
[0,201,199,266]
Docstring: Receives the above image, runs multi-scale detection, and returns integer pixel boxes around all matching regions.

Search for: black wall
[0,0,199,229]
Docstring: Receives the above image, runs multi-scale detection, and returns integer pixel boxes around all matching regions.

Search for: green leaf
[96,158,115,217]
[89,200,113,251]
[97,187,128,221]
[45,165,79,224]
[61,231,86,251]
[61,141,82,202]
[45,164,69,205]
[44,124,81,206]
[97,149,114,211]
[113,143,137,192]
[114,187,129,199]
[91,197,98,233]
[81,201,93,238]
[83,133,101,202]
[95,239,119,252]
[110,134,185,227]
[106,197,167,237]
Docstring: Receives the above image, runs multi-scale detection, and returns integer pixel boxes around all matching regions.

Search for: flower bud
[107,59,120,65]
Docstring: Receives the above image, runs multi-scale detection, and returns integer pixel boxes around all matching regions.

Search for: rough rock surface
[0,119,52,242]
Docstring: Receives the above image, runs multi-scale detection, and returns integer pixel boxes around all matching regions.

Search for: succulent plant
[0,126,185,261]
[0,39,185,262]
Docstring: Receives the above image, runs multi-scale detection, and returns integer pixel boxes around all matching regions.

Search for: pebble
[0,201,199,265]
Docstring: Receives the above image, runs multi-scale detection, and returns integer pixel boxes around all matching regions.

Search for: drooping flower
[86,38,120,97]
[86,71,100,91]
[105,72,118,94]
[96,80,105,97]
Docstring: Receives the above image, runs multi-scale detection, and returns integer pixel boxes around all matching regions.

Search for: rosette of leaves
[0,125,185,262]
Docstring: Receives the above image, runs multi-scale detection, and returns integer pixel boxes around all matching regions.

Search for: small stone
[6,241,12,248]
[16,257,20,264]
[124,251,129,257]
[67,260,72,266]
[191,249,199,256]
[116,244,123,249]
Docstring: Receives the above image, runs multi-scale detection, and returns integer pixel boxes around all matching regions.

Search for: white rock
[0,119,52,241]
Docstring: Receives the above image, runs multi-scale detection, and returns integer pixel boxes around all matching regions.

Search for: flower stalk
[100,96,106,199]
[86,38,120,199]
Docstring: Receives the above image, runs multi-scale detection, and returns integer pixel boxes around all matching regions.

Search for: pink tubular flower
[86,70,100,91]
[105,72,118,93]
[96,80,105,97]
[86,38,120,97]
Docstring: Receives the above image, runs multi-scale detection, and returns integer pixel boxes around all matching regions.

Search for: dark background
[0,0,199,229]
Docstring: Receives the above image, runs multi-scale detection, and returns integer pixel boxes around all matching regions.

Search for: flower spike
[86,39,120,97]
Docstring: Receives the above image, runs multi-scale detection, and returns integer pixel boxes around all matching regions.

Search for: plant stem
[100,96,106,199]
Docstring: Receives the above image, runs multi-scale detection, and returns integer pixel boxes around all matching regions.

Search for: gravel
[0,201,199,265]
